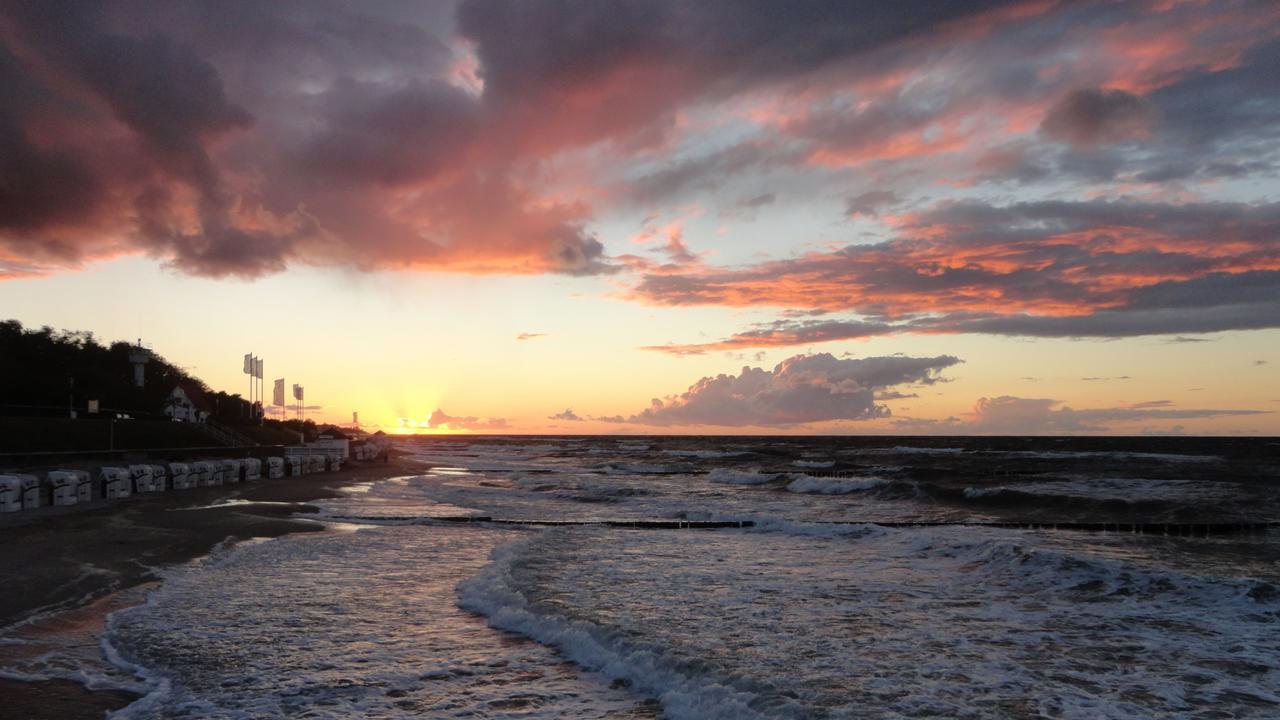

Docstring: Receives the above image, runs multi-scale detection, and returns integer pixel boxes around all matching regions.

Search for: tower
[128,341,151,388]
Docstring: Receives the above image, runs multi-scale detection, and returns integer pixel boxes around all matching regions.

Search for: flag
[353,411,358,424]
[293,384,303,401]
[274,378,285,406]
[243,353,253,374]
[258,357,265,379]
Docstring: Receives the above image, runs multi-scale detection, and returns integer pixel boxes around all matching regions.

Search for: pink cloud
[628,352,961,427]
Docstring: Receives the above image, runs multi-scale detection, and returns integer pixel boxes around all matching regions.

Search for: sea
[8,436,1280,718]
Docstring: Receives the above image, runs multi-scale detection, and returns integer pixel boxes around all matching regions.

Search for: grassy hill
[0,417,219,453]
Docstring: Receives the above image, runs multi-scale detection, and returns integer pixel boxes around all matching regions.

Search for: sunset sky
[1,0,1278,434]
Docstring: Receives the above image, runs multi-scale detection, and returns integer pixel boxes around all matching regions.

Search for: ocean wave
[785,474,886,494]
[952,477,1250,519]
[791,460,835,469]
[943,534,1280,608]
[706,469,779,485]
[981,450,1222,463]
[600,462,688,475]
[456,536,788,720]
[662,449,752,459]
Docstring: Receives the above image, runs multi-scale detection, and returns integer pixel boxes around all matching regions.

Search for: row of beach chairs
[0,453,343,513]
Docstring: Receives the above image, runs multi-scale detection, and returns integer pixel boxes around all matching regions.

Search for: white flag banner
[274,378,285,406]
[243,353,253,374]
[256,357,264,379]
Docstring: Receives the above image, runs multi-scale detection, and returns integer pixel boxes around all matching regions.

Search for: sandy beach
[0,457,421,718]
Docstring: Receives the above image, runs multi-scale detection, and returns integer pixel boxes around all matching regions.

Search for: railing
[201,419,257,447]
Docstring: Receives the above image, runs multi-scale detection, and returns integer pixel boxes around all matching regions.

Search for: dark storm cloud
[740,193,776,209]
[1040,88,1157,147]
[845,190,900,217]
[457,0,1012,104]
[296,79,480,187]
[2,0,1278,290]
[634,193,1280,353]
[0,43,101,238]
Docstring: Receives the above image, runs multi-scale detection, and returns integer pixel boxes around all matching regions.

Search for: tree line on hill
[0,320,285,428]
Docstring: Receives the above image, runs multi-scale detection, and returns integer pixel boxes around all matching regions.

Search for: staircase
[199,419,257,447]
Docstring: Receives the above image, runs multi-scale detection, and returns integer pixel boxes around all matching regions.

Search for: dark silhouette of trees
[2,320,205,417]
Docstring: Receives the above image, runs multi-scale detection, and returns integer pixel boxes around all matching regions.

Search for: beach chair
[168,462,194,491]
[203,461,221,486]
[99,467,131,499]
[243,457,262,481]
[221,459,242,484]
[328,455,343,472]
[149,465,168,491]
[128,465,157,493]
[47,471,81,506]
[0,475,22,512]
[288,456,303,477]
[266,457,284,479]
[18,474,47,509]
[187,461,208,487]
[73,470,93,503]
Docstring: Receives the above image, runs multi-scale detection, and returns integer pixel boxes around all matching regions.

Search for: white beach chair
[243,457,261,481]
[73,470,93,503]
[149,465,168,491]
[168,462,194,491]
[99,467,132,499]
[221,459,242,484]
[128,464,157,493]
[0,475,22,512]
[266,457,284,479]
[47,470,80,506]
[18,474,46,509]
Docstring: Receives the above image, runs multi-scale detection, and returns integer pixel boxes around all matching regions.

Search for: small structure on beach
[99,467,131,499]
[48,471,81,506]
[0,476,22,512]
[312,427,351,459]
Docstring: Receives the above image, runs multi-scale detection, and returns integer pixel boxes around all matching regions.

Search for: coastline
[0,456,423,718]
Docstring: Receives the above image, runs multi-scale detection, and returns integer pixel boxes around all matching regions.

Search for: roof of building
[171,380,213,411]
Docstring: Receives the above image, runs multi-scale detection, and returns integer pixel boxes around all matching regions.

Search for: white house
[165,382,211,422]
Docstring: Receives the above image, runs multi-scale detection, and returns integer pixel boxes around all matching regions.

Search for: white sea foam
[983,450,1222,463]
[102,526,652,718]
[873,446,964,455]
[706,468,778,485]
[601,462,684,475]
[661,449,751,459]
[502,523,1280,719]
[457,535,781,720]
[962,477,1245,504]
[785,474,885,494]
[791,459,835,468]
[32,436,1275,719]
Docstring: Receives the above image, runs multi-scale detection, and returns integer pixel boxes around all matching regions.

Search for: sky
[1,0,1278,435]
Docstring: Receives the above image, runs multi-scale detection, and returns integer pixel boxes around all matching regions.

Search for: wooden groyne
[333,515,1278,536]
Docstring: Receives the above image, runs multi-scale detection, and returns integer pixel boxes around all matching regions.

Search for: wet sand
[0,457,421,718]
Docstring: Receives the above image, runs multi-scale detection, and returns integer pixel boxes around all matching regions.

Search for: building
[311,426,351,458]
[164,381,211,423]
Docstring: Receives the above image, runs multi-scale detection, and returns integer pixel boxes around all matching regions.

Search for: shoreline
[0,456,423,719]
